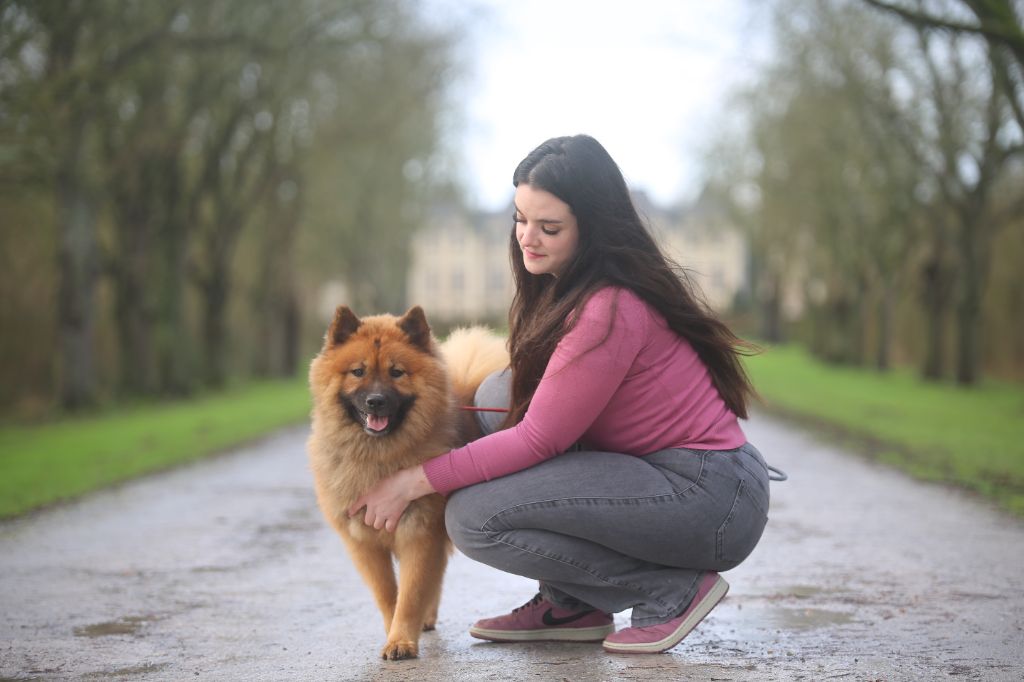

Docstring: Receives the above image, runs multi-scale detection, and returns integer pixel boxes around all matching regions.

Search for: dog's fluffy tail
[440,327,509,411]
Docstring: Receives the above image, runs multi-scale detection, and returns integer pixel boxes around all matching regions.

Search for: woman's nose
[519,223,538,245]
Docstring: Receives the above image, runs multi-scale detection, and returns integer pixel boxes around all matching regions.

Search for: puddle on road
[722,601,856,636]
[784,584,824,599]
[773,585,864,629]
[73,615,159,638]
[765,607,855,630]
[82,663,169,679]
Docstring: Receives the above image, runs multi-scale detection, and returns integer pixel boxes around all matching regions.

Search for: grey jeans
[445,369,771,626]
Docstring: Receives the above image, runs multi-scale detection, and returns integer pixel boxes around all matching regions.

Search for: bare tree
[862,1,1024,383]
[0,0,461,412]
[714,2,923,367]
[712,0,1022,384]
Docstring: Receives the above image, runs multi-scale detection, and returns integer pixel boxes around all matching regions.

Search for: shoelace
[512,593,545,613]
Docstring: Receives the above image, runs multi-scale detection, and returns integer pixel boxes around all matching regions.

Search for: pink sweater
[423,287,746,496]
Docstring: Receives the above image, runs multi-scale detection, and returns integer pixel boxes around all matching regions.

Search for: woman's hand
[347,464,436,533]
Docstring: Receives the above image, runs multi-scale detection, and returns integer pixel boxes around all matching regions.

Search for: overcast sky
[441,0,770,211]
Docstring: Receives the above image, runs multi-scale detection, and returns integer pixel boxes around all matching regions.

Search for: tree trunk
[853,274,870,366]
[201,267,229,389]
[282,293,300,377]
[875,280,894,372]
[954,290,981,385]
[921,256,951,381]
[112,183,158,396]
[253,173,303,378]
[831,295,853,364]
[761,272,784,343]
[113,265,156,396]
[156,231,191,395]
[55,118,99,410]
[921,265,947,381]
[954,214,987,386]
[156,154,193,396]
[199,207,246,389]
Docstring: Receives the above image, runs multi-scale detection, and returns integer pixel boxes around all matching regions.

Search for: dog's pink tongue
[367,415,389,432]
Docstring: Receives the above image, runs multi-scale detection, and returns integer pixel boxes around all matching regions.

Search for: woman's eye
[351,368,365,377]
[512,214,525,224]
[389,368,405,378]
[542,226,559,236]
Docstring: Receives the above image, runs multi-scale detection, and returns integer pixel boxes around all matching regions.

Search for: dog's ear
[398,306,432,351]
[326,306,361,348]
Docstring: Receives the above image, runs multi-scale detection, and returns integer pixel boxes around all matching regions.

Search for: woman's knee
[444,486,496,558]
[473,369,511,435]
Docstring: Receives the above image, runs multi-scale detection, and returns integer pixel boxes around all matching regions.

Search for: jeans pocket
[715,480,769,567]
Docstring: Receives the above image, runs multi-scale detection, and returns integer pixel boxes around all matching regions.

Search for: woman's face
[514,183,580,278]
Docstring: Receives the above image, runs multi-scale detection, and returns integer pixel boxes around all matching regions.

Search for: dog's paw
[381,639,418,661]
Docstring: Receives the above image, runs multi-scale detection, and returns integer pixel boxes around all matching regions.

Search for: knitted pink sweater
[423,287,746,496]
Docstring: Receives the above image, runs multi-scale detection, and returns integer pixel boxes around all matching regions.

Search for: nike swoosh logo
[541,608,596,626]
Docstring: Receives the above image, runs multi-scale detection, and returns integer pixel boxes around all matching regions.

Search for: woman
[350,134,776,654]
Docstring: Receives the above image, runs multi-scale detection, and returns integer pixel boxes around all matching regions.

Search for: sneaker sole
[469,623,615,642]
[602,575,729,654]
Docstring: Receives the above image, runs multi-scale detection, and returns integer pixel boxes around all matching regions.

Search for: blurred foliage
[0,0,462,417]
[708,0,1023,385]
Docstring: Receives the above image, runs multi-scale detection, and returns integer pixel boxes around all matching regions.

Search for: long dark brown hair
[504,134,757,427]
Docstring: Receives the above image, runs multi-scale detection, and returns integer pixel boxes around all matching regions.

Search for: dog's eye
[350,367,365,377]
[389,367,405,378]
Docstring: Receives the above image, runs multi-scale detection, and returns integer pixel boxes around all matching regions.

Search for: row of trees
[0,0,460,414]
[713,0,1023,384]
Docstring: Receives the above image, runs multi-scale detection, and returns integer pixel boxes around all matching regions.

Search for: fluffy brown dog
[308,305,507,660]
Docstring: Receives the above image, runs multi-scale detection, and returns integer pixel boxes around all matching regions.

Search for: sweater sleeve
[423,288,647,496]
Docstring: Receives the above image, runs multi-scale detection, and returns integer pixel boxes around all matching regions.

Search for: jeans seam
[737,457,767,481]
[644,448,707,496]
[631,573,699,626]
[482,493,685,525]
[716,480,745,562]
[669,449,706,494]
[702,449,768,514]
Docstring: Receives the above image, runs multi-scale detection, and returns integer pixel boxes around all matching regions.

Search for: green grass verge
[0,379,310,519]
[745,345,1024,515]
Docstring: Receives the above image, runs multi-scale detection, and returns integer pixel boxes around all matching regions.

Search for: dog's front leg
[342,534,398,634]
[383,532,449,660]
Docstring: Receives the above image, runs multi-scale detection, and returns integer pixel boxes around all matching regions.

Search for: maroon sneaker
[602,572,729,654]
[469,593,615,642]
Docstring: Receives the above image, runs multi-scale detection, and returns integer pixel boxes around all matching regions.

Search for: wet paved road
[2,415,1023,681]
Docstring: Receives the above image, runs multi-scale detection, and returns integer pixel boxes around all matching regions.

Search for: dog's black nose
[365,394,386,411]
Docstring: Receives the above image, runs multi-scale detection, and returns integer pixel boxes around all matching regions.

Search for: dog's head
[309,305,448,439]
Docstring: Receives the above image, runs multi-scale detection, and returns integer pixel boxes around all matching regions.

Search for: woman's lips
[523,249,544,259]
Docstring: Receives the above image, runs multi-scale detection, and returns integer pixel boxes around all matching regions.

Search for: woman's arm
[348,464,436,533]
